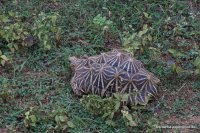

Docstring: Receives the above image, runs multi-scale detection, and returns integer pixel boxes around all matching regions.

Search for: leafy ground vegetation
[0,0,200,132]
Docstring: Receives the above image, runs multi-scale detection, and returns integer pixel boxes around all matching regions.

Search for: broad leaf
[1,55,9,61]
[138,24,148,37]
[30,115,36,123]
[67,121,75,128]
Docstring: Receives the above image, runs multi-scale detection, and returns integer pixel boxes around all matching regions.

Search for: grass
[0,0,200,132]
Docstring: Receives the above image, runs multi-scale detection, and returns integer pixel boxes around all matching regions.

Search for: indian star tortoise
[69,50,160,105]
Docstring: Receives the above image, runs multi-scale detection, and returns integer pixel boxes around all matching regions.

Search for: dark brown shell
[70,50,160,105]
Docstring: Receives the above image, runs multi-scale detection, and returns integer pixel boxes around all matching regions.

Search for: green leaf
[147,118,158,128]
[1,60,6,66]
[168,49,176,55]
[114,102,120,111]
[121,94,129,102]
[25,111,30,116]
[105,120,116,126]
[55,115,60,123]
[147,34,152,41]
[143,12,151,19]
[1,16,9,23]
[55,27,61,40]
[1,55,9,61]
[51,15,57,25]
[59,115,67,122]
[125,113,133,122]
[37,31,42,40]
[45,45,51,50]
[175,66,184,74]
[30,107,34,111]
[194,69,200,75]
[30,115,36,123]
[113,93,120,100]
[133,41,140,51]
[194,57,200,68]
[138,24,148,37]
[67,121,75,128]
[62,125,68,130]
[102,112,110,119]
[30,123,36,127]
[7,43,15,53]
[129,120,137,127]
[24,119,29,127]
[121,110,137,127]
[168,49,185,58]
[121,110,128,116]
[172,63,176,72]
[13,44,19,50]
[8,11,14,17]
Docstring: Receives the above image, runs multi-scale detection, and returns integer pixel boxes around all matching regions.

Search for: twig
[177,83,187,93]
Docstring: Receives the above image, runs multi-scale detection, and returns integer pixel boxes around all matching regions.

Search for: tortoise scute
[120,59,142,73]
[70,50,160,105]
[146,82,157,96]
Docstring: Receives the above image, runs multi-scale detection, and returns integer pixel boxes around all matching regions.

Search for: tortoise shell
[69,50,160,105]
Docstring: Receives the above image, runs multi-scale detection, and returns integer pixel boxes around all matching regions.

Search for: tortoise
[69,50,160,105]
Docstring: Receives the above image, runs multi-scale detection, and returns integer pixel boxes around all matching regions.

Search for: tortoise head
[69,56,79,70]
[69,55,89,70]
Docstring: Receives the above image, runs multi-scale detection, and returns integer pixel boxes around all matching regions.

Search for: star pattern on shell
[69,50,160,105]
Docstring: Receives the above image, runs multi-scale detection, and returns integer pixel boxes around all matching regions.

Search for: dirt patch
[155,83,200,132]
[177,83,196,99]
[163,115,200,125]
[161,83,196,107]
[160,115,200,132]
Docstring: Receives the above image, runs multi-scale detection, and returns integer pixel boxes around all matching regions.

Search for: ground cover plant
[0,0,200,132]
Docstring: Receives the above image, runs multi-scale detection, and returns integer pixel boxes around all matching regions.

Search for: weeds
[0,10,61,66]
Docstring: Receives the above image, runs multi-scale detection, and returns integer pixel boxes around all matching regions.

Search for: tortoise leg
[70,79,83,96]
